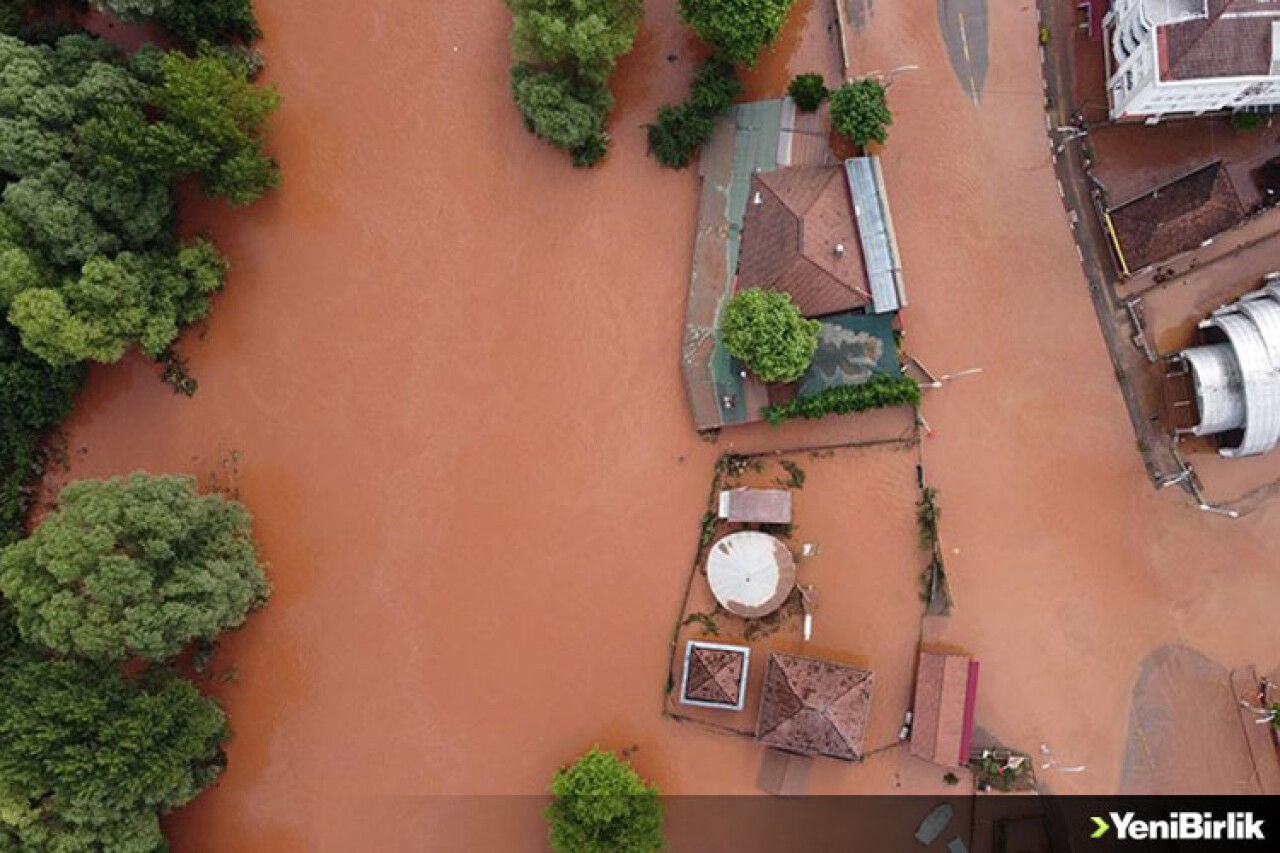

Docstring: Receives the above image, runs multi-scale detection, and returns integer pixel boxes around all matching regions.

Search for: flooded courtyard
[42,0,1280,849]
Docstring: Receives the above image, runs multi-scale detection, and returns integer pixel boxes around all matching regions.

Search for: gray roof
[844,157,907,314]
[1181,280,1280,457]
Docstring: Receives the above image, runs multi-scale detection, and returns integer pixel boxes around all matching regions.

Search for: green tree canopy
[678,0,797,65]
[720,288,819,383]
[0,318,81,547]
[787,72,827,111]
[0,32,278,367]
[830,78,892,147]
[505,0,642,166]
[0,655,227,852]
[91,0,262,46]
[546,748,664,853]
[0,473,270,662]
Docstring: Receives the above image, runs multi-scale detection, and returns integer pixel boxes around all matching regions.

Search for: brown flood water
[50,0,1280,849]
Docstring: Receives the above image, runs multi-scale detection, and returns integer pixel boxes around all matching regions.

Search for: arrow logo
[1091,816,1110,838]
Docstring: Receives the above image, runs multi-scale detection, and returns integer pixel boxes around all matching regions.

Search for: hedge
[763,374,920,425]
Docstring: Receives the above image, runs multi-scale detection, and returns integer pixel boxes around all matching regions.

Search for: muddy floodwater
[50,0,1280,850]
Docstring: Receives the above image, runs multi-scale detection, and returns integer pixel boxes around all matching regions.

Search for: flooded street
[49,0,1280,849]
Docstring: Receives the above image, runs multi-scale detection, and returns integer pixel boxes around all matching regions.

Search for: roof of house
[910,652,981,767]
[682,642,749,708]
[1108,161,1245,271]
[1157,0,1280,81]
[718,487,793,524]
[736,166,872,317]
[755,652,873,760]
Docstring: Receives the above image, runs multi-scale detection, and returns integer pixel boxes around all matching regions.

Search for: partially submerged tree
[506,0,642,166]
[546,748,664,853]
[0,655,228,852]
[0,473,270,662]
[678,0,797,65]
[91,0,262,45]
[720,288,819,383]
[787,72,827,111]
[830,78,892,147]
[646,56,741,168]
[0,34,279,366]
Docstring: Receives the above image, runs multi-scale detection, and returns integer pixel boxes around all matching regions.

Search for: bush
[688,56,743,114]
[0,472,270,662]
[830,78,893,147]
[646,103,715,168]
[546,748,664,853]
[720,289,819,383]
[1232,111,1265,131]
[678,0,798,66]
[788,72,827,111]
[647,56,740,168]
[763,373,921,424]
[0,320,81,547]
[511,64,610,153]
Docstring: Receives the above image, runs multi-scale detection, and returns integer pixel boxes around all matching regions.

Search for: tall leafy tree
[91,0,262,46]
[830,78,892,147]
[720,288,819,383]
[0,655,227,852]
[545,749,664,853]
[506,0,642,166]
[0,473,270,662]
[678,0,798,66]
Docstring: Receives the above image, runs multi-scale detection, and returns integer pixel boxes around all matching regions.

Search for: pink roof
[910,651,979,767]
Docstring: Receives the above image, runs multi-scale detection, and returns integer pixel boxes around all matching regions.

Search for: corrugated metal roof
[845,157,907,314]
[1180,281,1280,456]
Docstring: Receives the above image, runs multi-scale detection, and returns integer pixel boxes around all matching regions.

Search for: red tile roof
[1160,0,1280,81]
[1109,161,1245,270]
[736,166,871,317]
[683,644,747,707]
[755,652,873,760]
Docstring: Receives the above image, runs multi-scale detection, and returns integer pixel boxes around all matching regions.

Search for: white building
[1177,277,1280,457]
[1104,0,1280,121]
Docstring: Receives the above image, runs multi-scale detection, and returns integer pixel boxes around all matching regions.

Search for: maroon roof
[1159,0,1280,81]
[755,652,873,760]
[736,167,871,317]
[910,652,980,767]
[1108,161,1245,270]
[683,644,746,707]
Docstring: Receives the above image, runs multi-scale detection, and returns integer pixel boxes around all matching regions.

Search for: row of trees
[0,4,278,849]
[646,0,797,168]
[506,0,642,166]
[0,2,278,559]
[0,473,270,851]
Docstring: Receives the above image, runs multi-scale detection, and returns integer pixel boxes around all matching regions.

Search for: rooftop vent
[834,243,845,258]
[753,191,762,205]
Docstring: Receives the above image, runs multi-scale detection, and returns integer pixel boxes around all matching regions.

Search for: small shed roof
[681,641,750,710]
[755,652,873,760]
[910,651,980,767]
[718,487,793,523]
[845,157,907,314]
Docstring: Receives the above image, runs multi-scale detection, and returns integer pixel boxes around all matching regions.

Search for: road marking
[969,78,979,104]
[1057,178,1065,198]
[959,13,971,63]
[1076,244,1084,262]
[1044,113,1051,130]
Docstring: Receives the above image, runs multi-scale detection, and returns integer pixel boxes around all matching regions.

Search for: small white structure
[1104,0,1280,121]
[717,487,793,524]
[1177,278,1280,456]
[706,531,796,618]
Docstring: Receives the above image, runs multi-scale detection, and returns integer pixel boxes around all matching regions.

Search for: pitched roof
[736,166,871,317]
[681,642,749,709]
[1109,161,1245,270]
[755,652,873,760]
[910,652,980,767]
[1158,0,1280,81]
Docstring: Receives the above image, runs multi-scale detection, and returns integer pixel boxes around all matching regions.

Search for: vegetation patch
[546,748,664,853]
[830,78,892,148]
[646,56,742,168]
[721,288,819,383]
[787,72,828,111]
[677,0,797,66]
[763,373,920,425]
[506,0,642,167]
